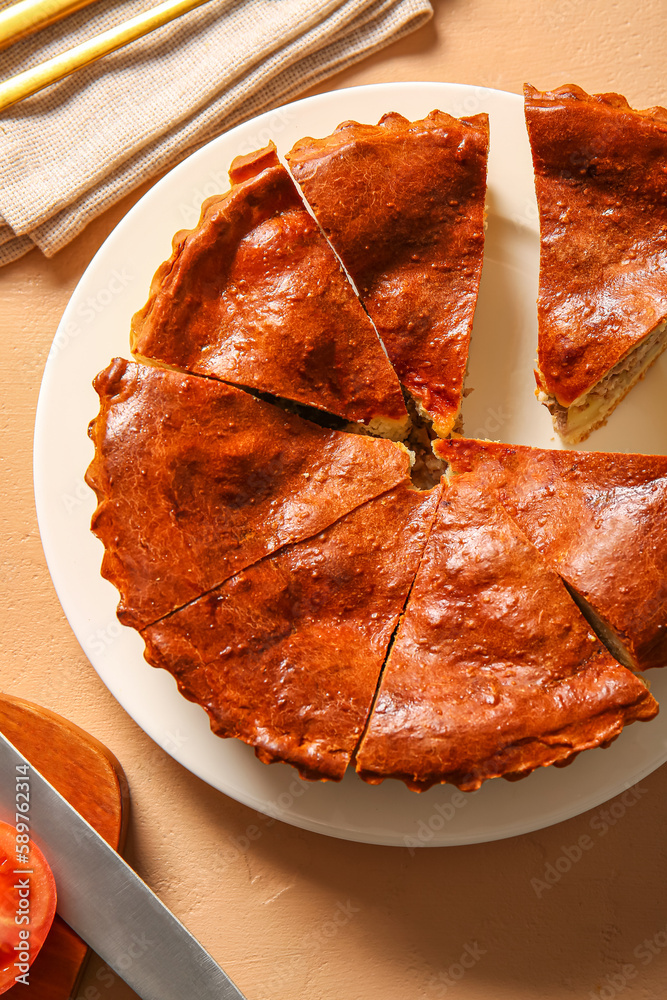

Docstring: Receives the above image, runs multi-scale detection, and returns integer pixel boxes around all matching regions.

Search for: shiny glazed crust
[85,102,666,793]
[436,437,667,670]
[142,483,442,782]
[287,111,489,437]
[355,473,658,791]
[525,83,667,407]
[130,144,407,433]
[86,359,411,630]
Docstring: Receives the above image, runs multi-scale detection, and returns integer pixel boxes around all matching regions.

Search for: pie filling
[249,383,412,442]
[249,384,456,491]
[231,380,448,490]
[132,357,411,442]
[538,319,667,444]
[401,394,448,490]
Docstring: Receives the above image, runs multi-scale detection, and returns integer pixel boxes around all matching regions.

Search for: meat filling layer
[538,319,667,444]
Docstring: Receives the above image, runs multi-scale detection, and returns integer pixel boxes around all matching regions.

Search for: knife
[0,730,248,1000]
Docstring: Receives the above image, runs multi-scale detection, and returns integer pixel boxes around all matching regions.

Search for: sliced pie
[355,471,658,791]
[86,359,413,630]
[142,482,442,781]
[525,83,667,443]
[130,143,408,439]
[286,111,489,438]
[436,437,667,671]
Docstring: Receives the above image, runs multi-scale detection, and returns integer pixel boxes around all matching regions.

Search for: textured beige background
[2,1,667,998]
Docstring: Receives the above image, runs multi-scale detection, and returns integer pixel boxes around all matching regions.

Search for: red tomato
[0,820,57,994]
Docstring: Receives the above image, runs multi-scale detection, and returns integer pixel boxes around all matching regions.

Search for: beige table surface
[3,1,667,998]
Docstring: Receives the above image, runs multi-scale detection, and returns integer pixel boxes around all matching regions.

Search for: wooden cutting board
[0,692,130,999]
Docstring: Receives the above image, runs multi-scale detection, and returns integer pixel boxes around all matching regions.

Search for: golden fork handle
[0,0,211,113]
[0,0,101,51]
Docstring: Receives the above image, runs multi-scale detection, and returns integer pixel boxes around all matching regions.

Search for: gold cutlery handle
[0,0,101,51]
[0,0,211,113]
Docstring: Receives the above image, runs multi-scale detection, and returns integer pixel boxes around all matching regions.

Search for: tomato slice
[0,820,57,994]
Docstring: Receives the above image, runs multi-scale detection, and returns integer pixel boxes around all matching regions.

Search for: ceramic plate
[33,83,667,847]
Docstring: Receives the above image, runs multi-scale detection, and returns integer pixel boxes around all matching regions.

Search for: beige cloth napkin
[0,0,432,265]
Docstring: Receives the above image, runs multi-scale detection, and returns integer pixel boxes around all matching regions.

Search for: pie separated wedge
[355,472,658,791]
[130,143,408,439]
[86,359,412,630]
[142,483,442,782]
[286,111,489,438]
[437,437,667,671]
[525,83,667,443]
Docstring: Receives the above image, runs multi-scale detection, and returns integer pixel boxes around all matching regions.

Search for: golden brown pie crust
[286,111,489,437]
[85,104,665,794]
[437,437,667,671]
[142,483,442,781]
[86,359,412,630]
[130,143,407,434]
[525,83,667,407]
[355,472,658,791]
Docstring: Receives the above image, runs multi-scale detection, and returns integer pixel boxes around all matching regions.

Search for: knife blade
[0,730,248,1000]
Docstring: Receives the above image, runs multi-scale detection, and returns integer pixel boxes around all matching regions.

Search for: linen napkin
[0,0,432,266]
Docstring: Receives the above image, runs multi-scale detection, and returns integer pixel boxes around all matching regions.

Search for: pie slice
[436,437,667,671]
[286,110,489,438]
[525,83,667,443]
[86,359,413,631]
[355,472,658,791]
[130,143,408,439]
[142,482,442,781]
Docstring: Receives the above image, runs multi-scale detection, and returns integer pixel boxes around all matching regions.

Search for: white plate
[34,83,667,847]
